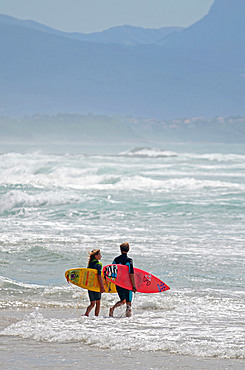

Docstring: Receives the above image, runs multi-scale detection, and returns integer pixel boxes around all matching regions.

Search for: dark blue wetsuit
[88,259,102,302]
[113,253,134,302]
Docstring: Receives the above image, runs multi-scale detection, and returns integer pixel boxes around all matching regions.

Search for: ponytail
[87,249,100,267]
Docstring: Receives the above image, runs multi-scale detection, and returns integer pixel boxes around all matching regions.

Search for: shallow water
[0,144,244,363]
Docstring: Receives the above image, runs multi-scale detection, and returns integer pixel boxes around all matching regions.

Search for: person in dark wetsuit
[109,242,136,317]
[84,249,105,316]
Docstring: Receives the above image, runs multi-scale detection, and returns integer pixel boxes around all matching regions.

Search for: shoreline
[1,308,245,369]
[1,337,245,370]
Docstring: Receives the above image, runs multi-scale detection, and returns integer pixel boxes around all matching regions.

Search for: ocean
[0,143,244,369]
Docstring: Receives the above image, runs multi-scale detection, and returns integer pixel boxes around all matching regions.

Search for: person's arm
[98,275,105,293]
[129,258,136,292]
[130,273,137,293]
[97,263,105,293]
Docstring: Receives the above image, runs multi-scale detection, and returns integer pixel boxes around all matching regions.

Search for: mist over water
[0,145,244,359]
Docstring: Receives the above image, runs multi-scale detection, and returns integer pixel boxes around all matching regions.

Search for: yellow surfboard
[65,268,117,293]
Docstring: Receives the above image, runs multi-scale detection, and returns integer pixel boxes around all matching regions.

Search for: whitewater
[0,144,244,369]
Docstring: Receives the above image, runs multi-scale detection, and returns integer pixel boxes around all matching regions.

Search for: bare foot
[109,307,114,317]
[126,306,132,317]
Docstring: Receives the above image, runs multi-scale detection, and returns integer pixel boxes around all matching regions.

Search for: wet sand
[1,338,245,370]
[1,309,244,370]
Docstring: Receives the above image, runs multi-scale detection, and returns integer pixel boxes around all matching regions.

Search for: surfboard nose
[65,271,70,282]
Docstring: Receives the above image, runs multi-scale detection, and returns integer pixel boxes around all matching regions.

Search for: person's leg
[109,299,126,317]
[95,300,101,316]
[125,289,133,317]
[84,301,95,316]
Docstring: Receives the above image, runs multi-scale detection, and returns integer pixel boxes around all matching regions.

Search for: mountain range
[0,0,245,118]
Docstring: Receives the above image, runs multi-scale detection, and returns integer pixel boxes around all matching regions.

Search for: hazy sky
[0,0,215,33]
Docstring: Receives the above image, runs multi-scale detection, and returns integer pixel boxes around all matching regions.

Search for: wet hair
[120,242,129,253]
[87,249,100,267]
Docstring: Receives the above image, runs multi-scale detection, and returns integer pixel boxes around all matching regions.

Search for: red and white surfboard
[103,264,170,293]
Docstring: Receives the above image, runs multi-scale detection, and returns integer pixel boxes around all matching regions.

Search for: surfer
[109,242,136,317]
[84,249,105,316]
